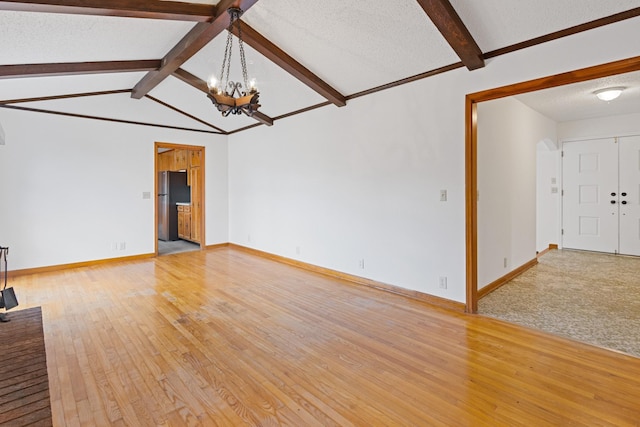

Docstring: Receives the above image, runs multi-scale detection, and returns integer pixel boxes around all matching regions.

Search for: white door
[562,138,618,253]
[619,136,640,256]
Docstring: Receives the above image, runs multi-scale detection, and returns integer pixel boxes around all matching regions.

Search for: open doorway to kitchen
[155,142,205,256]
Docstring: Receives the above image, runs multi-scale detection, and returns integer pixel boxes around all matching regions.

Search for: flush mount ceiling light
[207,7,260,118]
[594,87,625,102]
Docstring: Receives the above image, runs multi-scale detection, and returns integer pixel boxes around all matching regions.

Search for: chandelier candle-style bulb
[207,76,220,94]
[207,7,261,118]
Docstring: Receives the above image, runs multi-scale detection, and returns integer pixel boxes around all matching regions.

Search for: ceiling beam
[173,68,273,127]
[415,0,484,70]
[0,60,160,79]
[130,0,259,100]
[250,111,274,127]
[0,0,215,21]
[145,95,227,133]
[230,22,347,107]
[484,7,640,60]
[172,68,209,93]
[0,103,222,134]
[0,89,131,104]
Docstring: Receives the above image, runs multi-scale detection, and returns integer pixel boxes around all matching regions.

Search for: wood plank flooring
[0,306,52,426]
[10,247,640,426]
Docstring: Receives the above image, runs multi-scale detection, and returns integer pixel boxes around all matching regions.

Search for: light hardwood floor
[10,247,640,426]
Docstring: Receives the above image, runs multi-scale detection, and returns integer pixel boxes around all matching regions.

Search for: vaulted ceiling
[1,0,640,135]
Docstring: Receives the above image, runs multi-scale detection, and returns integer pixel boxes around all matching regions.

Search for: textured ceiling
[515,71,640,123]
[0,73,143,100]
[0,11,194,64]
[1,1,640,134]
[243,0,459,95]
[450,0,640,52]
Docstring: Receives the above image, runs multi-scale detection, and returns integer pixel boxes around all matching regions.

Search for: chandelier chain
[237,14,250,90]
[217,8,250,93]
[207,7,260,118]
[219,25,233,91]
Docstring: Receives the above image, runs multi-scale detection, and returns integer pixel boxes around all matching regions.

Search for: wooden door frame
[154,141,206,255]
[465,55,640,313]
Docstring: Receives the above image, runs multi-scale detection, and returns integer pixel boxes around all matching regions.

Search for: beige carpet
[479,249,640,358]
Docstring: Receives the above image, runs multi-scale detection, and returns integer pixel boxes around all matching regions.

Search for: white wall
[536,141,561,252]
[229,77,466,301]
[0,108,228,270]
[477,98,556,288]
[228,16,640,304]
[558,112,640,141]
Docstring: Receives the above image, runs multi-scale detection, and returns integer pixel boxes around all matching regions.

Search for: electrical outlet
[142,191,151,199]
[440,190,447,202]
[439,277,447,289]
[358,259,365,269]
[119,242,126,251]
[247,234,251,243]
[296,246,301,255]
[503,257,508,268]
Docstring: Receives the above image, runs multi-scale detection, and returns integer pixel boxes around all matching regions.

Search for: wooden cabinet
[185,148,203,243]
[184,207,192,240]
[189,167,201,243]
[158,150,173,171]
[189,150,201,168]
[177,205,185,239]
[187,149,201,186]
[158,149,189,172]
[174,149,188,170]
[177,205,192,240]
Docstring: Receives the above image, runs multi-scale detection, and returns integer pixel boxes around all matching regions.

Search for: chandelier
[207,7,260,117]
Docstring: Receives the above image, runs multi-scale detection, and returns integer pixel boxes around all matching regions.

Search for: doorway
[155,142,205,256]
[465,55,640,313]
[562,135,640,256]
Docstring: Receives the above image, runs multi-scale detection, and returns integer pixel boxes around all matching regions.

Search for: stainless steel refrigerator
[158,171,190,241]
